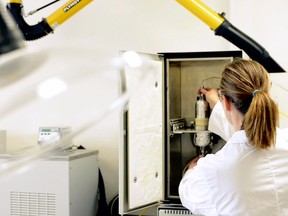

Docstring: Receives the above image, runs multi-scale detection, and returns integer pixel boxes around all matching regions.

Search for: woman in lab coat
[179,58,288,216]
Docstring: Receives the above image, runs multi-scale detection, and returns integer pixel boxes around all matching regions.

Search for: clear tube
[0,47,159,181]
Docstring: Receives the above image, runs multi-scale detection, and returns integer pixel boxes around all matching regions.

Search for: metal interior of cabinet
[166,58,232,199]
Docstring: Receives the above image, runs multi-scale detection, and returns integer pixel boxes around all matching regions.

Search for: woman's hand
[188,156,200,169]
[200,88,219,109]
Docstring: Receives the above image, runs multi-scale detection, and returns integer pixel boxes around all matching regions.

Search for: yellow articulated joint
[46,0,93,29]
[176,0,224,31]
[7,0,22,3]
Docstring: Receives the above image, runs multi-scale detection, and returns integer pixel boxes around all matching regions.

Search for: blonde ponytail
[244,90,279,149]
[220,58,279,149]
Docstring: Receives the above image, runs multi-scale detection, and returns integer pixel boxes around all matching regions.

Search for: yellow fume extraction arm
[7,0,93,41]
[176,0,285,72]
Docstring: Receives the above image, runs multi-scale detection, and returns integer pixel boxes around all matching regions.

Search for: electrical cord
[97,168,109,216]
[25,0,61,17]
[107,195,120,216]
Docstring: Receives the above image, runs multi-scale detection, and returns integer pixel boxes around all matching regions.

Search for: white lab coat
[208,102,234,141]
[179,101,288,216]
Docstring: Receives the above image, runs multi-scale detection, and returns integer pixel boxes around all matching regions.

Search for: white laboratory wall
[0,0,287,205]
[270,73,288,128]
[229,0,288,71]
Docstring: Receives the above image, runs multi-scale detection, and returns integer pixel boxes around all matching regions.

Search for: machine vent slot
[158,209,193,216]
[158,207,199,216]
[10,191,56,216]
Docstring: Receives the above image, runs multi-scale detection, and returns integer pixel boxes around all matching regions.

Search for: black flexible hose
[215,19,285,73]
[0,4,25,54]
[7,3,53,41]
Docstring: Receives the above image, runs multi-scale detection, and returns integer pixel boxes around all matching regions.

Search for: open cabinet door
[119,52,164,214]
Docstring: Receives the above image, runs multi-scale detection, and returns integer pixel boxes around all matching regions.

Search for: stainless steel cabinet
[119,51,242,215]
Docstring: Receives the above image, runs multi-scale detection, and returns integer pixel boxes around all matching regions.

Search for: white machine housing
[0,149,99,216]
